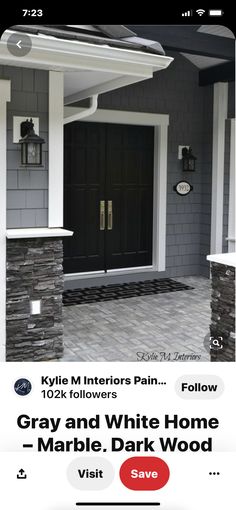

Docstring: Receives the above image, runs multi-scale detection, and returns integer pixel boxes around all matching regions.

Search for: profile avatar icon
[14,378,32,396]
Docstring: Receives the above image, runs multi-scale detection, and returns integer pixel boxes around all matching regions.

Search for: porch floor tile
[62,276,211,362]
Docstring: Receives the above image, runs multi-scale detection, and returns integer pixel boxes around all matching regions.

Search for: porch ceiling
[64,70,123,95]
[127,25,235,60]
[127,25,235,86]
[64,70,129,105]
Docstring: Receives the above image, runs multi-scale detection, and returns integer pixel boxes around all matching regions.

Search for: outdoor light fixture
[182,147,197,172]
[19,118,45,166]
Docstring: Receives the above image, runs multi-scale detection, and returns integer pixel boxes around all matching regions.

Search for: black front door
[64,122,154,274]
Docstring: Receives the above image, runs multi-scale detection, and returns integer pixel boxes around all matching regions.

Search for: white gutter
[63,95,98,124]
[0,30,173,75]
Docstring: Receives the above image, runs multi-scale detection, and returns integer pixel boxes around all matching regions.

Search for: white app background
[0,362,235,510]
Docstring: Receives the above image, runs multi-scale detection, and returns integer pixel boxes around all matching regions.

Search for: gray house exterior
[0,25,235,361]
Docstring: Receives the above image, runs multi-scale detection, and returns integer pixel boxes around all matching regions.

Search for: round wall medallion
[174,181,193,196]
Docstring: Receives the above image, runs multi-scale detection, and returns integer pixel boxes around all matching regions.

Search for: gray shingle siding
[228,82,235,119]
[99,53,233,277]
[0,66,49,228]
[100,52,210,277]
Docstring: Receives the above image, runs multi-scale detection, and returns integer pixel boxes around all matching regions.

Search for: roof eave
[0,29,173,74]
[0,29,173,102]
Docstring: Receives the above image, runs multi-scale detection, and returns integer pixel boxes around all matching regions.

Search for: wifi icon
[196,9,206,15]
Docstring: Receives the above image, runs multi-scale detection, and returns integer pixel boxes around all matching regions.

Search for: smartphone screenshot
[0,7,235,510]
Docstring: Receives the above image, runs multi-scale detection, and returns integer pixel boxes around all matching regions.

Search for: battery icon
[209,9,223,16]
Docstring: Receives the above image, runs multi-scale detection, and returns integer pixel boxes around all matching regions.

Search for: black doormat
[63,278,193,306]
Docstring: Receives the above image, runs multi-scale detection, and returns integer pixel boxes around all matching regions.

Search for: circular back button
[120,456,170,491]
[7,33,32,57]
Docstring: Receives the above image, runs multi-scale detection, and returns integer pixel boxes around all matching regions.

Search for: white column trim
[227,118,235,252]
[210,82,228,254]
[48,71,64,227]
[0,79,11,361]
[153,125,168,271]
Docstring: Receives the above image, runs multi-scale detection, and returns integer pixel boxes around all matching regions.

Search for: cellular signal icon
[182,10,192,16]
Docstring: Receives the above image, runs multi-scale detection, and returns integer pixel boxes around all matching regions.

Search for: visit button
[119,456,170,490]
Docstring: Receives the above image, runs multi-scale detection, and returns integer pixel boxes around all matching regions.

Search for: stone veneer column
[210,262,235,362]
[6,237,64,361]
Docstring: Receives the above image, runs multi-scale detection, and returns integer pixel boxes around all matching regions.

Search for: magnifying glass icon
[210,338,223,350]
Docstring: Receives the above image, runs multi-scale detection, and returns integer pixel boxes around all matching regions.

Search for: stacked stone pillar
[210,262,235,362]
[6,237,64,361]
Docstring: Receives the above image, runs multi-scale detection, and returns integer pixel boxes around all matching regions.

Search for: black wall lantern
[19,118,45,166]
[182,147,197,172]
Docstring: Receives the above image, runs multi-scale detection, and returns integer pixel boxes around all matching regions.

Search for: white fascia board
[0,30,173,76]
[64,107,169,127]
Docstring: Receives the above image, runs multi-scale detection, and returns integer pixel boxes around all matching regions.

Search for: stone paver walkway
[62,276,211,362]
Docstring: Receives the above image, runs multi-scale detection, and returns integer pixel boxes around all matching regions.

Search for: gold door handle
[100,200,105,230]
[107,200,113,230]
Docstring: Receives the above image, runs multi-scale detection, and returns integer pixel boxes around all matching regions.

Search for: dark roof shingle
[10,24,165,56]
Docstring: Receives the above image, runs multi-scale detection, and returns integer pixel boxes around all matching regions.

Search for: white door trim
[153,124,168,271]
[227,118,235,252]
[64,108,169,278]
[64,107,169,127]
[210,82,228,254]
[0,79,11,361]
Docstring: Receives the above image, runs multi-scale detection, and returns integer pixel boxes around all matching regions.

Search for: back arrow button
[7,33,32,57]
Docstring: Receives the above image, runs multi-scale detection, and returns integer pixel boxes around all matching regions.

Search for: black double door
[64,122,154,274]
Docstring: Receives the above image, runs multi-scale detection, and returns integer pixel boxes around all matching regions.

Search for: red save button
[120,456,170,490]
